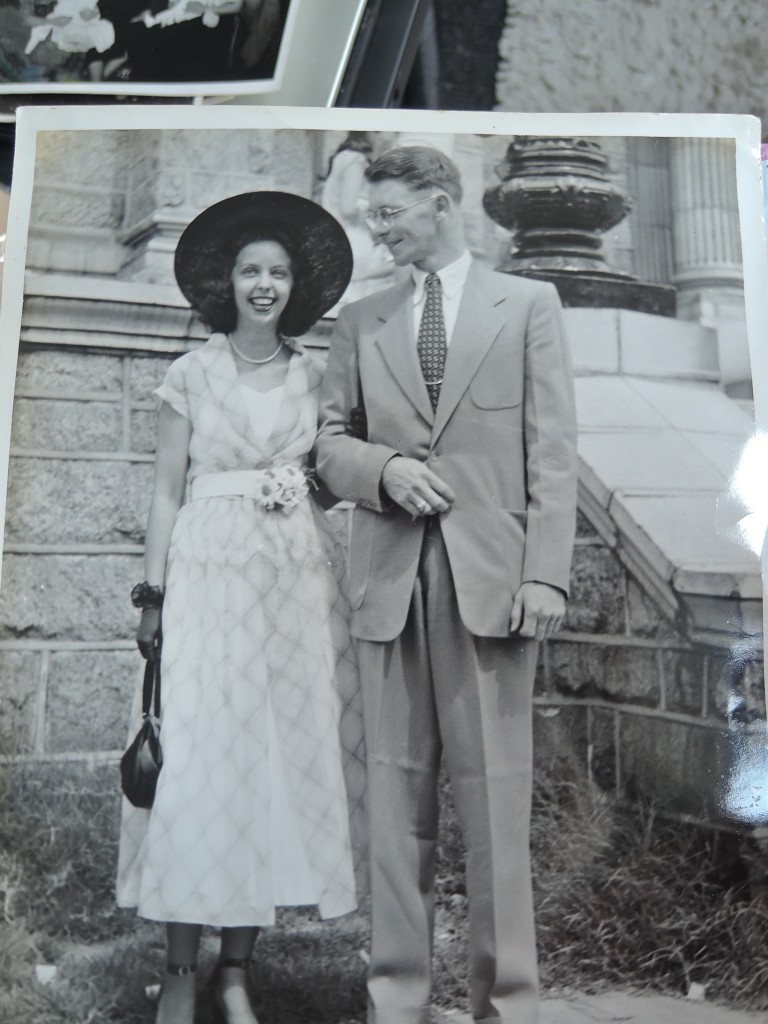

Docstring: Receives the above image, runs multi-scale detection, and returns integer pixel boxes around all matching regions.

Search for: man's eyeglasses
[364,194,442,229]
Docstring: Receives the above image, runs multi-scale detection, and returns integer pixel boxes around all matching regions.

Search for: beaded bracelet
[131,581,164,609]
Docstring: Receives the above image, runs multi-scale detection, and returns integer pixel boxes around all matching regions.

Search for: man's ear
[434,193,450,217]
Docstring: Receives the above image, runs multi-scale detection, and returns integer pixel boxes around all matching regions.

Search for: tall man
[316,145,578,1024]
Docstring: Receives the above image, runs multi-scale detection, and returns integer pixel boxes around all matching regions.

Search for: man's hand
[510,582,566,640]
[381,457,455,518]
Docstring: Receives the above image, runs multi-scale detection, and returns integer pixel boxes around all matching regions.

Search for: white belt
[189,467,310,512]
[190,470,273,500]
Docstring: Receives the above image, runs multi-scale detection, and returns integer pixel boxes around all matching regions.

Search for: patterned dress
[116,334,364,927]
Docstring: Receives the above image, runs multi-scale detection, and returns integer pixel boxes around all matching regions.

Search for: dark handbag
[120,655,163,809]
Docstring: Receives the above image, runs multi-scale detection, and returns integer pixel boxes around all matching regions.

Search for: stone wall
[0,341,177,762]
[536,512,766,828]
[3,354,764,830]
[496,0,768,127]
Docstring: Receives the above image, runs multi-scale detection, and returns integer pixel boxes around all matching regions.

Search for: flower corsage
[257,465,310,513]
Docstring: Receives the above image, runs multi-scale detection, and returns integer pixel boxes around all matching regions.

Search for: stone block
[130,410,157,455]
[575,510,598,539]
[602,646,661,706]
[129,354,178,402]
[0,554,142,641]
[14,350,123,395]
[561,308,620,374]
[589,706,617,793]
[31,186,123,230]
[27,227,126,277]
[46,650,140,754]
[579,430,723,497]
[549,641,607,698]
[0,651,42,756]
[663,649,706,716]
[619,714,728,822]
[10,399,121,452]
[627,378,750,435]
[5,458,153,545]
[618,310,718,378]
[550,641,660,706]
[567,544,626,634]
[626,579,678,641]
[574,376,660,430]
[36,130,124,193]
[273,130,316,197]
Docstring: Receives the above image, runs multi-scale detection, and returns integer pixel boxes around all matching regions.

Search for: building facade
[1,125,765,833]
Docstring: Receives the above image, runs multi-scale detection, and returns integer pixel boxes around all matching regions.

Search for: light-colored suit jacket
[315,261,578,642]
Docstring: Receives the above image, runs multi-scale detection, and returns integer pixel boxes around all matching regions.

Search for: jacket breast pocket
[470,347,523,409]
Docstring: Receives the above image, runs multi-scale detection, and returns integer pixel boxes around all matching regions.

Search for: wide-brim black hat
[174,191,353,336]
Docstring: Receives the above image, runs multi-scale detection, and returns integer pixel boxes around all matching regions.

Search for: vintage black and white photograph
[0,105,766,1024]
[0,0,296,95]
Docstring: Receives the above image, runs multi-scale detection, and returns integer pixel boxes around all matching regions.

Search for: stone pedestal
[483,136,676,315]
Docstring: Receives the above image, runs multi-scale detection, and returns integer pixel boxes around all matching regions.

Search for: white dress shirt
[411,249,473,346]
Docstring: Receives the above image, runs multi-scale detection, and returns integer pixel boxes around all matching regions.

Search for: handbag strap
[141,656,162,719]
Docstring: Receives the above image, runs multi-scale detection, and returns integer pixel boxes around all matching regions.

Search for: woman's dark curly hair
[188,223,308,337]
[175,192,353,338]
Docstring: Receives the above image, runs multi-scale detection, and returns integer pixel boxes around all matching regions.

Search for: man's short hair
[365,146,463,203]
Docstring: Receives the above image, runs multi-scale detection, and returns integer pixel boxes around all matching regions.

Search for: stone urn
[483,136,675,315]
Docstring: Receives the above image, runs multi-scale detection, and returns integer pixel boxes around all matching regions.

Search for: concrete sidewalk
[538,991,765,1022]
[441,992,765,1023]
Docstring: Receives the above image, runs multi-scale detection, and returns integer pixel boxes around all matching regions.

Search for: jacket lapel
[431,265,507,443]
[373,280,434,425]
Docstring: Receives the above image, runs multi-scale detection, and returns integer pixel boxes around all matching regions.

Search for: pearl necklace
[227,334,285,365]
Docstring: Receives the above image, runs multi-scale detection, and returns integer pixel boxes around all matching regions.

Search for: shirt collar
[412,250,472,305]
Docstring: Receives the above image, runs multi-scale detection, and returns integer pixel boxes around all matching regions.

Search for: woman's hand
[137,607,162,660]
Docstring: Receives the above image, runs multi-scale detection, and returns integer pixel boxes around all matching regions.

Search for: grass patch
[529,734,768,1009]
[0,761,133,945]
[2,742,768,1020]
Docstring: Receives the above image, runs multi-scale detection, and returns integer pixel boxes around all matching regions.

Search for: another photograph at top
[0,0,293,94]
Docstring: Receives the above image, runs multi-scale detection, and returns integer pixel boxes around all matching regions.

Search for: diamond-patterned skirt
[116,494,365,926]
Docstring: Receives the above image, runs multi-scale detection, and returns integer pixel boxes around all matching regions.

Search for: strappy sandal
[207,957,258,1024]
[154,963,196,1024]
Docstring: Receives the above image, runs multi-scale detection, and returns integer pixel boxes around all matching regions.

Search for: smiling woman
[229,240,294,355]
[115,190,363,1024]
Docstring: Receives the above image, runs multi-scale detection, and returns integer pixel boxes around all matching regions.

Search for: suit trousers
[357,523,539,1024]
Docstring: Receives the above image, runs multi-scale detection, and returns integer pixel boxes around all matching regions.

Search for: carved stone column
[669,138,749,391]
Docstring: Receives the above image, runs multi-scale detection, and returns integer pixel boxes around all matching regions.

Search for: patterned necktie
[417,273,447,411]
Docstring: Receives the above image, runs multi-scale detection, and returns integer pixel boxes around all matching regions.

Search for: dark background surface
[338,0,503,109]
[0,0,499,185]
